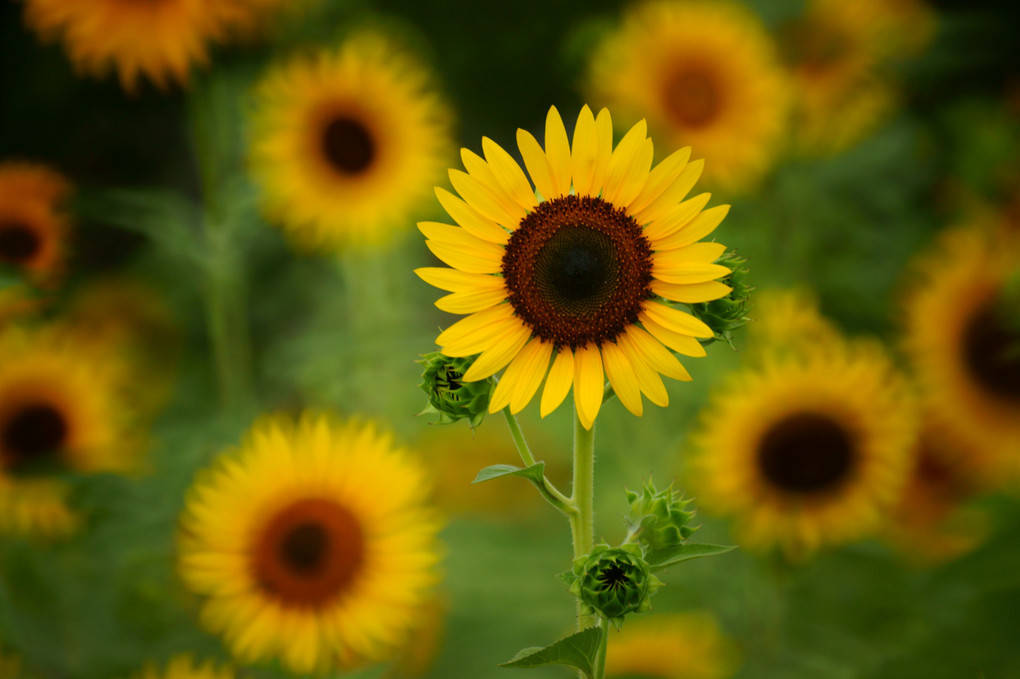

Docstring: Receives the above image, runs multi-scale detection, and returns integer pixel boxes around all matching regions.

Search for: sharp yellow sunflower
[0,162,71,285]
[902,224,1020,484]
[417,106,732,430]
[19,0,232,91]
[131,655,233,679]
[0,325,138,536]
[691,341,917,558]
[605,612,739,679]
[586,0,790,193]
[177,413,442,674]
[249,34,454,251]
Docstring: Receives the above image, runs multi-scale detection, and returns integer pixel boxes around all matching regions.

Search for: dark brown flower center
[253,498,365,607]
[0,222,42,264]
[501,195,652,349]
[962,295,1020,403]
[663,68,721,128]
[757,412,855,494]
[1,403,68,474]
[321,116,375,175]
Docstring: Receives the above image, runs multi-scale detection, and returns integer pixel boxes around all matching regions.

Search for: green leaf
[500,626,602,677]
[471,462,545,486]
[646,543,736,572]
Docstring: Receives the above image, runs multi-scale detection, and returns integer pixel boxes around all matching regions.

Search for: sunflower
[0,326,137,536]
[177,413,442,674]
[585,0,790,193]
[691,341,917,557]
[0,163,71,285]
[131,655,233,679]
[902,224,1020,484]
[18,0,237,91]
[781,0,901,156]
[249,34,454,252]
[417,106,732,430]
[605,612,739,679]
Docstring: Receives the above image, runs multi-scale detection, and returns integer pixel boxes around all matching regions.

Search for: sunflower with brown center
[0,163,71,286]
[0,325,136,536]
[177,413,442,674]
[691,341,917,557]
[902,224,1020,485]
[249,34,454,251]
[417,106,732,429]
[585,1,790,193]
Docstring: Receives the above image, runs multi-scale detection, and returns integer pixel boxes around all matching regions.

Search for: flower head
[418,351,494,429]
[624,479,696,552]
[565,543,662,624]
[0,162,71,286]
[418,106,732,429]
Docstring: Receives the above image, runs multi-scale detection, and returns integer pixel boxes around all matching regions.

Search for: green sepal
[688,250,752,348]
[645,543,737,572]
[562,543,662,626]
[417,351,494,430]
[499,626,602,678]
[472,462,545,487]
[624,479,697,552]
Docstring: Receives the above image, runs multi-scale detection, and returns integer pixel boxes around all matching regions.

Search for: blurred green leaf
[472,462,546,486]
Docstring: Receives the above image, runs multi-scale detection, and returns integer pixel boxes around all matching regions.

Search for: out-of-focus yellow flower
[0,163,70,286]
[691,340,917,558]
[250,33,454,252]
[744,288,841,361]
[130,655,233,679]
[177,413,443,674]
[901,223,1020,485]
[605,611,740,679]
[586,0,790,193]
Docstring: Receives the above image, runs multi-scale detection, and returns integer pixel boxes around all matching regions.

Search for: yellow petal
[641,302,713,338]
[589,108,614,194]
[426,240,502,274]
[435,188,509,244]
[507,338,554,413]
[610,138,654,209]
[655,205,730,250]
[616,333,670,406]
[436,305,513,352]
[653,241,728,268]
[544,106,572,198]
[650,280,732,304]
[415,267,504,292]
[622,326,692,382]
[462,322,532,381]
[440,312,521,356]
[602,119,648,206]
[460,147,525,216]
[601,340,643,416]
[418,221,505,258]
[570,105,598,196]
[450,169,526,228]
[633,159,705,225]
[435,287,507,314]
[644,193,712,242]
[652,262,732,285]
[573,344,604,429]
[482,137,538,212]
[627,147,692,215]
[517,128,557,201]
[639,313,709,356]
[540,348,574,417]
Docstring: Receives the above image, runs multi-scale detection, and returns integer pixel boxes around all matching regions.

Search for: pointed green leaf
[646,543,736,572]
[471,462,545,485]
[500,626,602,677]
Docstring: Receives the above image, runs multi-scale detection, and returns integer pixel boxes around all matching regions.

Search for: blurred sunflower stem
[189,73,254,412]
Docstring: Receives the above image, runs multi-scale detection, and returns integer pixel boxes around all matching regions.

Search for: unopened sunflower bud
[563,543,662,624]
[624,480,696,552]
[417,352,493,430]
[689,251,751,347]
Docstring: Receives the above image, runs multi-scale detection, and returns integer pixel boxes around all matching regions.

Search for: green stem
[203,232,253,413]
[569,407,596,631]
[594,616,610,679]
[502,408,574,515]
